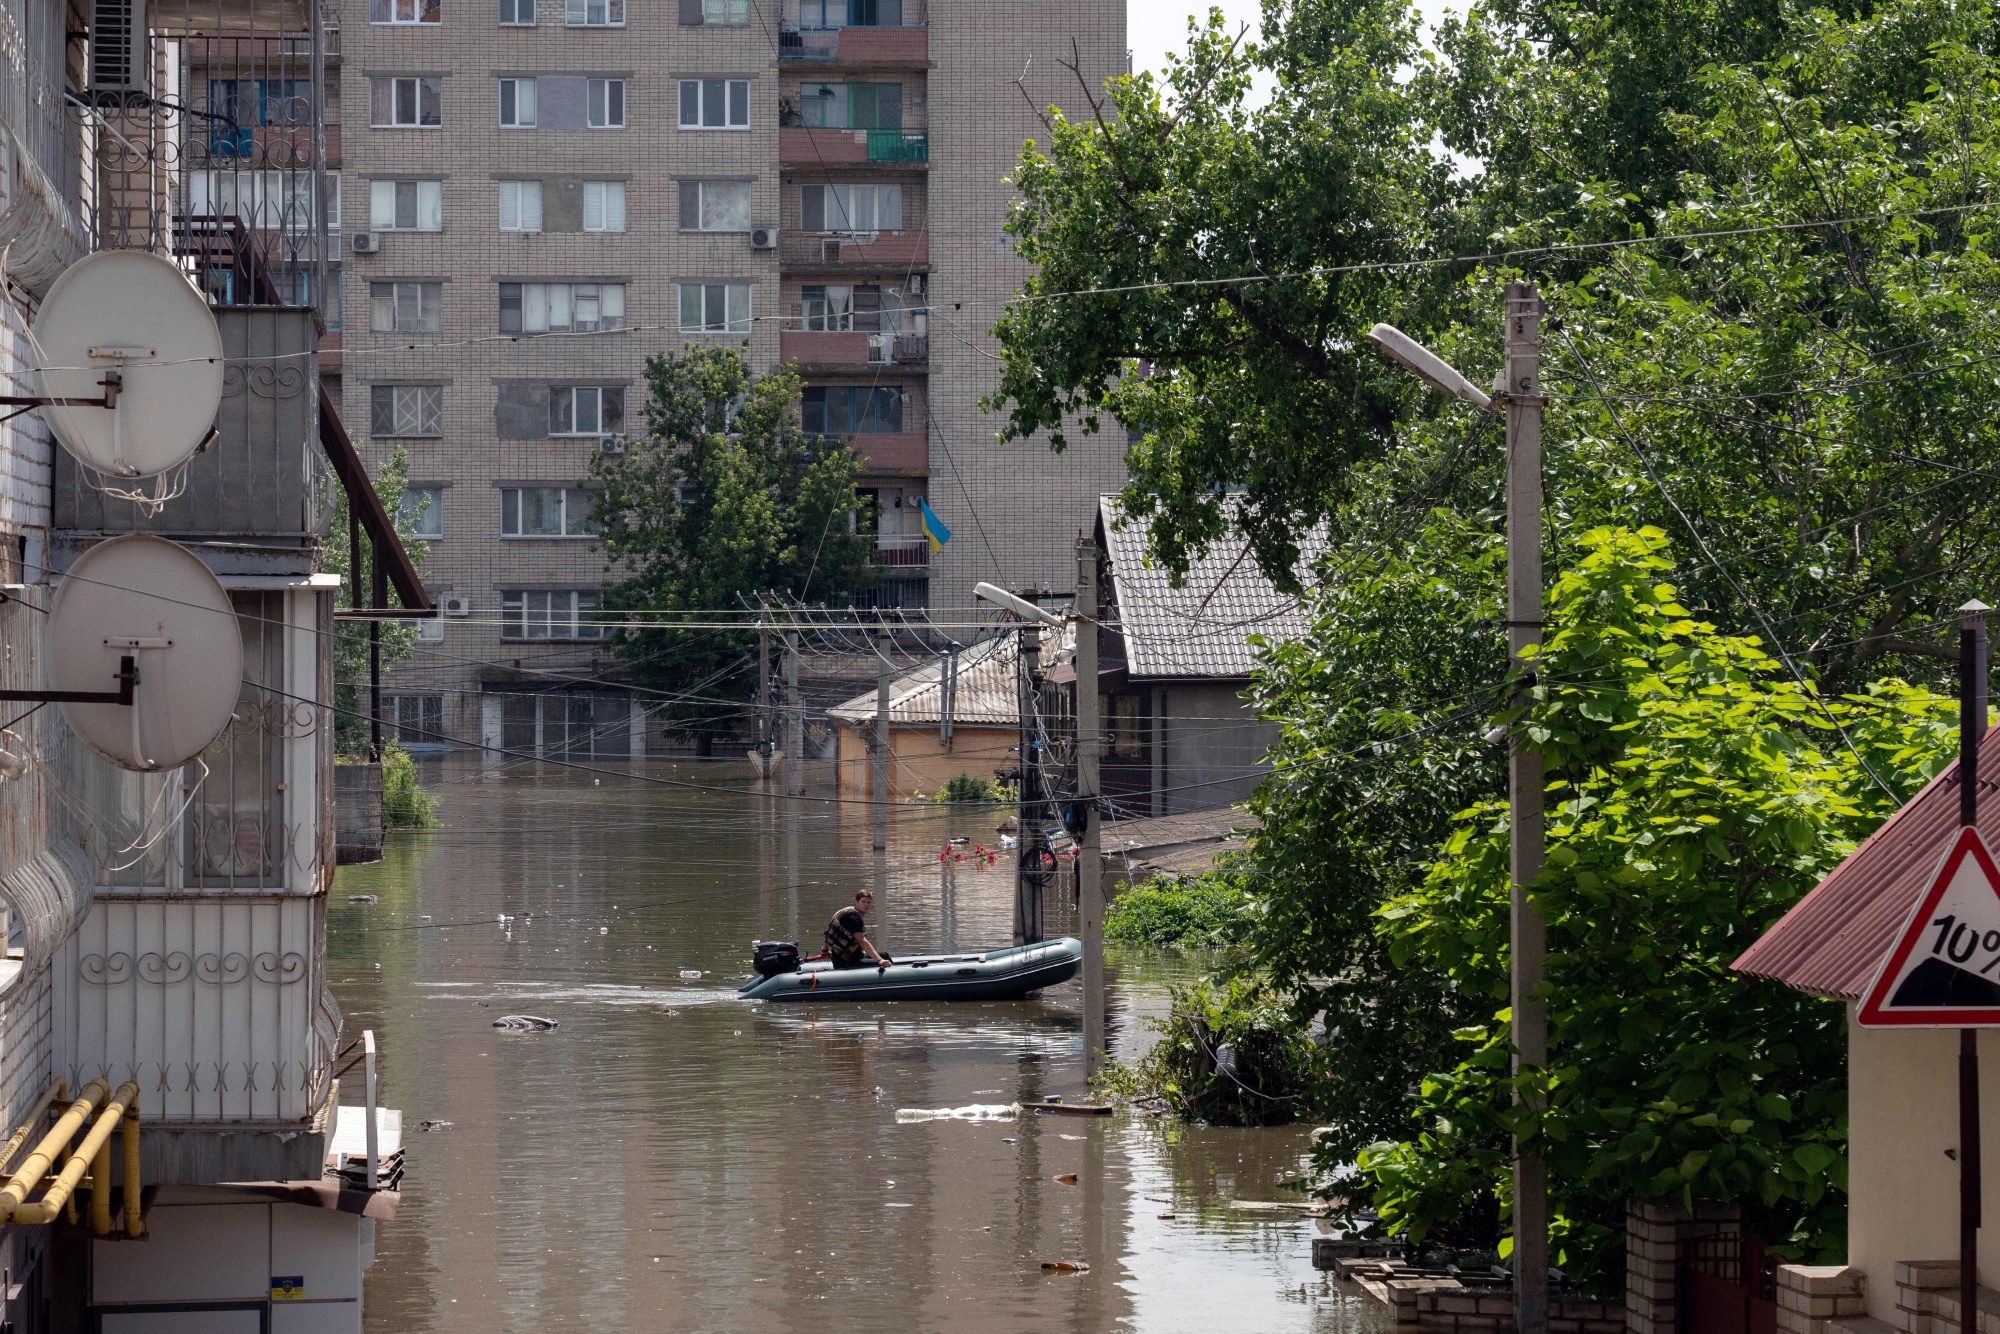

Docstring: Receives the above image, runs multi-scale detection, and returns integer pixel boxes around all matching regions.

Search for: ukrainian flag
[918,497,952,552]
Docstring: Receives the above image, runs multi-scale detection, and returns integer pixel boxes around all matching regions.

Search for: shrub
[381,741,440,829]
[1104,872,1252,949]
[1095,973,1319,1126]
[933,772,1009,804]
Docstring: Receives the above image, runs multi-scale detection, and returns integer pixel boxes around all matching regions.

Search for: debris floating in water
[678,969,702,980]
[347,895,378,905]
[894,1104,1020,1123]
[1040,1261,1090,1274]
[492,1014,559,1030]
[418,1119,453,1132]
[1053,1173,1079,1186]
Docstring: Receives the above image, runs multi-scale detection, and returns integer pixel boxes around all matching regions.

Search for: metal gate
[1681,1234,1778,1334]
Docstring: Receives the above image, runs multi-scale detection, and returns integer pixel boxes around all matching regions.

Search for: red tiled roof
[1733,728,2000,999]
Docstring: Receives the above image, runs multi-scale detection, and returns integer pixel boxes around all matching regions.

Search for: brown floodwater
[329,760,1390,1333]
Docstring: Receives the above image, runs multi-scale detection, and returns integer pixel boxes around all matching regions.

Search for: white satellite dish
[51,534,244,772]
[32,251,226,479]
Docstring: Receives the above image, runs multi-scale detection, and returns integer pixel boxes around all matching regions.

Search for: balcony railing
[871,536,930,569]
[870,332,927,365]
[779,229,930,269]
[868,129,926,162]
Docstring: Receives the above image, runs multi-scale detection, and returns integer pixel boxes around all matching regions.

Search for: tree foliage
[1358,528,1955,1289]
[588,347,871,734]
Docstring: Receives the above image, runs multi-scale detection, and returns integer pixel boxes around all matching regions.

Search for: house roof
[1733,727,2000,999]
[1099,495,1325,681]
[826,633,1022,728]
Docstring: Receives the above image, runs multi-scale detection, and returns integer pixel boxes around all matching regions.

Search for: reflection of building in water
[0,0,418,1324]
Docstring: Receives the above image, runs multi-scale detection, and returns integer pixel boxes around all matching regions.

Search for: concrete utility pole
[873,621,891,852]
[783,615,805,796]
[1961,599,1989,1334]
[1013,622,1044,946]
[1076,535,1105,1082]
[939,647,957,749]
[1504,280,1550,1334]
[757,597,772,771]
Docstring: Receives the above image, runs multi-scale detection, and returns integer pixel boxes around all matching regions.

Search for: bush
[933,772,1010,804]
[1095,973,1319,1126]
[381,741,440,829]
[1104,873,1252,949]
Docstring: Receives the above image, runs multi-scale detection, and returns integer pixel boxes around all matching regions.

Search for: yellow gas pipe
[0,1079,108,1212]
[0,1082,66,1176]
[0,1080,142,1233]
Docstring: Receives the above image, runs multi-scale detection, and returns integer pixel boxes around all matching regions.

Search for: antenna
[49,534,244,772]
[30,250,225,480]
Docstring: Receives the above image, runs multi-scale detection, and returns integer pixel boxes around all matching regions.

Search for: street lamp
[975,581,1064,627]
[1368,296,1551,1334]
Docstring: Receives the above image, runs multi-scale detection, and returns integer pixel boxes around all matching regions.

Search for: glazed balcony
[778,2,928,65]
[781,330,928,367]
[779,229,929,271]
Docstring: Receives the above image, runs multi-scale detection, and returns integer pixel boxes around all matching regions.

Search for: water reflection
[330,760,1385,1333]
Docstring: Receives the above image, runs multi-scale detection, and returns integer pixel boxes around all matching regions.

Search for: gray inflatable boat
[738,938,1082,1002]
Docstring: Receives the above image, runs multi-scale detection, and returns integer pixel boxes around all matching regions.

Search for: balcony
[846,432,927,475]
[779,127,925,166]
[871,536,930,571]
[779,23,927,65]
[782,329,928,367]
[780,229,929,271]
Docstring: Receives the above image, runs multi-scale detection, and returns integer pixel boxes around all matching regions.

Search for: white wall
[1849,1009,2000,1318]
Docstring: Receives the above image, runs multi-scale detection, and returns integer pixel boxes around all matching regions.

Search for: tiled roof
[1733,728,2000,999]
[1099,495,1324,681]
[826,632,1023,727]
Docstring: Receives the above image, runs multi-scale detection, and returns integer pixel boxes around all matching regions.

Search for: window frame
[581,181,626,233]
[371,383,445,437]
[800,182,903,233]
[701,0,748,23]
[679,78,750,130]
[498,77,538,128]
[499,0,536,22]
[587,78,626,129]
[564,0,625,24]
[370,0,442,25]
[500,588,609,642]
[399,486,444,539]
[370,76,443,128]
[548,386,623,436]
[369,178,444,232]
[370,281,442,335]
[498,179,544,232]
[498,282,628,334]
[677,282,752,335]
[678,180,752,233]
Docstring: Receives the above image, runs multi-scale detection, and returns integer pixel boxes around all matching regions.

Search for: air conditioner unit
[351,232,381,254]
[749,226,778,251]
[441,595,471,618]
[597,434,627,454]
[908,273,926,297]
[88,0,148,102]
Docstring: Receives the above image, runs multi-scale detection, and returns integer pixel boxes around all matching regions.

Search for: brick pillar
[1625,1198,1742,1333]
[1773,1265,1867,1333]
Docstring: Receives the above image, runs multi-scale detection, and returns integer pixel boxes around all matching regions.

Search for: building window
[499,77,538,127]
[400,486,444,538]
[370,179,443,231]
[268,267,342,330]
[370,0,441,22]
[802,385,903,435]
[801,183,901,232]
[808,0,900,23]
[372,384,444,437]
[587,78,625,128]
[500,0,535,21]
[565,0,623,23]
[188,170,332,234]
[502,487,599,536]
[701,0,748,23]
[549,386,623,435]
[499,282,626,333]
[678,181,750,232]
[501,588,608,639]
[370,281,442,334]
[499,180,544,231]
[417,617,445,643]
[678,283,750,334]
[800,82,900,129]
[582,181,626,232]
[370,76,442,128]
[390,694,445,742]
[501,692,629,757]
[802,284,854,331]
[680,78,749,129]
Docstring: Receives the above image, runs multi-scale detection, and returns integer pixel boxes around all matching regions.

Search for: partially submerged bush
[1104,872,1252,949]
[381,741,440,829]
[1097,973,1319,1126]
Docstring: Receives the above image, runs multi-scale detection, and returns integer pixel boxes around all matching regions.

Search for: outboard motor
[753,941,801,977]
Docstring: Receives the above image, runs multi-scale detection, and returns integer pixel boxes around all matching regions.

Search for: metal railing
[867,129,927,162]
[871,537,930,569]
[868,332,928,365]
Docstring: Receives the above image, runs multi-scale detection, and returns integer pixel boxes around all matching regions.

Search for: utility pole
[783,615,805,796]
[1962,599,1989,1334]
[1076,535,1105,1081]
[873,620,891,852]
[1504,280,1549,1334]
[1013,621,1045,946]
[939,646,958,749]
[756,597,772,775]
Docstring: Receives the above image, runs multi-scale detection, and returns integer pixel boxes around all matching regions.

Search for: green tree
[1359,527,1957,1290]
[588,346,871,739]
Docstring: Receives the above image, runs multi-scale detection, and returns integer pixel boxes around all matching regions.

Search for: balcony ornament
[21,249,226,514]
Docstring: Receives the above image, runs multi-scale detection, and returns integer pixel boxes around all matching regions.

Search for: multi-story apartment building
[342,0,1128,756]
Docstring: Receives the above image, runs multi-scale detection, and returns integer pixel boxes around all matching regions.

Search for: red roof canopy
[1733,727,2000,999]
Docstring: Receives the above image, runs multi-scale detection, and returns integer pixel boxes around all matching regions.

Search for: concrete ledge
[141,1126,326,1186]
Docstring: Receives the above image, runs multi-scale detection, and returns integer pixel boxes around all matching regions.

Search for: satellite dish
[33,251,226,479]
[51,534,244,772]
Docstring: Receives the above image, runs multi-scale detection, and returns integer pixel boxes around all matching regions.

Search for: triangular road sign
[1859,826,2000,1027]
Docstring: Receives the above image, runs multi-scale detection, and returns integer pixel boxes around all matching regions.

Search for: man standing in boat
[825,890,892,970]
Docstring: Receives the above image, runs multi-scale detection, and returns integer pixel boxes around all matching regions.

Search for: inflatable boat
[738,938,1083,1003]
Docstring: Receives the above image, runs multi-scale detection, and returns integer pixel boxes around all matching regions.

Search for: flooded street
[329,762,1387,1333]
